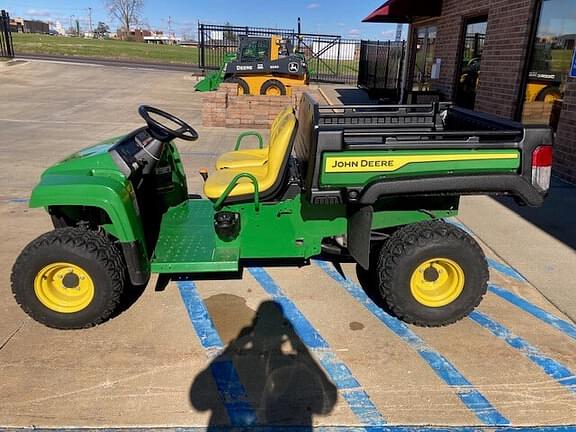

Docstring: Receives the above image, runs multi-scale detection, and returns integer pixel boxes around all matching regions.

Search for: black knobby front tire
[376,220,488,327]
[11,228,126,329]
[224,77,250,95]
[260,79,287,96]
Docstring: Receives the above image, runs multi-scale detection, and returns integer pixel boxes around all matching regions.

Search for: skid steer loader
[196,35,308,96]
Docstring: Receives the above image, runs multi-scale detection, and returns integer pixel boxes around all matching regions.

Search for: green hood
[42,137,124,178]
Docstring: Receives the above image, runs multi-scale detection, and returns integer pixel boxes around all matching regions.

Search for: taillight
[531,145,553,192]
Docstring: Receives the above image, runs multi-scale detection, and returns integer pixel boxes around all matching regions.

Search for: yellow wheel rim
[34,263,95,313]
[237,85,245,96]
[410,258,465,308]
[265,86,281,96]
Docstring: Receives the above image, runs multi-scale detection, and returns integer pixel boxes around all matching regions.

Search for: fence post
[7,12,13,57]
[1,10,15,59]
[384,41,391,89]
[0,11,4,58]
[335,39,341,79]
[399,42,407,103]
[373,41,380,89]
[198,23,205,70]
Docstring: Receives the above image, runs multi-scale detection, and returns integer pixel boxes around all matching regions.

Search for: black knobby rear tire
[260,79,287,96]
[11,228,126,329]
[375,220,488,327]
[224,77,250,95]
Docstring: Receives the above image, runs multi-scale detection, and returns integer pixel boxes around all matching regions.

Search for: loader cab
[238,36,271,63]
[237,35,295,63]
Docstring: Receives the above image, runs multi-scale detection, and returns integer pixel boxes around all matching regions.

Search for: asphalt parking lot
[1,60,575,430]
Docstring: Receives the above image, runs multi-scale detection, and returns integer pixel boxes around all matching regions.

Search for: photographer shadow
[190,300,337,430]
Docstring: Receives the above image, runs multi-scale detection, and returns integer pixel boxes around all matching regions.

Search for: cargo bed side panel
[320,149,521,187]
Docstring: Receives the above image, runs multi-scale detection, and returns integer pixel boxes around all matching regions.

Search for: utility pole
[88,7,92,32]
[168,15,172,40]
[69,15,75,35]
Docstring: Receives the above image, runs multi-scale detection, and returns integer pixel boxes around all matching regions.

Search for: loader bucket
[195,72,222,92]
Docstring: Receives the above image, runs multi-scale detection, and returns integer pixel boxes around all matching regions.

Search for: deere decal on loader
[12,96,553,330]
[195,35,308,95]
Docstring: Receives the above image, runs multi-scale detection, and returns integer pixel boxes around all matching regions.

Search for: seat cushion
[204,166,268,200]
[215,148,268,170]
[214,106,295,171]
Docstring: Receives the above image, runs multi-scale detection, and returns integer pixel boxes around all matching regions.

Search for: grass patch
[551,49,573,71]
[13,33,198,65]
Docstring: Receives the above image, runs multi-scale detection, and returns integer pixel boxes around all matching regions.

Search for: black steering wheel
[138,105,199,142]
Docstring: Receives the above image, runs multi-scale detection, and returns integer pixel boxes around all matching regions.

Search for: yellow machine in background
[525,71,562,103]
[223,35,309,96]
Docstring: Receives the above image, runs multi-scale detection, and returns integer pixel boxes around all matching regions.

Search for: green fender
[29,174,145,246]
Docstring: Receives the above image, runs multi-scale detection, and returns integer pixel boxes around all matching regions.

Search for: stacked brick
[554,79,576,183]
[202,83,323,128]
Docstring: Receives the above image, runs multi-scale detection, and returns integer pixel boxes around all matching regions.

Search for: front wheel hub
[410,258,465,308]
[34,263,95,313]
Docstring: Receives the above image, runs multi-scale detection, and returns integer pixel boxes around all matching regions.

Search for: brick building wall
[428,0,537,119]
[202,84,325,128]
[554,79,576,182]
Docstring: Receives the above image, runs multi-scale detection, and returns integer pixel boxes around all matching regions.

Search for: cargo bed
[294,94,554,207]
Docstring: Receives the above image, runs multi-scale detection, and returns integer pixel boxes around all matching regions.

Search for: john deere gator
[12,96,553,329]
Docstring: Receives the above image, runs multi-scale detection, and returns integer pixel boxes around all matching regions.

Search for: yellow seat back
[268,107,294,148]
[263,110,297,188]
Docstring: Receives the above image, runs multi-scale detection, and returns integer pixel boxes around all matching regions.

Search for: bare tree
[105,0,144,33]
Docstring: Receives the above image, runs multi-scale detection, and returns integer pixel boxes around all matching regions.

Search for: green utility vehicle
[12,96,553,330]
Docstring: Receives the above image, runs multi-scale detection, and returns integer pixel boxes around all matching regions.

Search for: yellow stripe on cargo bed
[324,152,520,173]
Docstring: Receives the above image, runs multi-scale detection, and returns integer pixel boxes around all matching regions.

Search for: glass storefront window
[412,25,437,91]
[522,0,576,127]
[455,18,487,109]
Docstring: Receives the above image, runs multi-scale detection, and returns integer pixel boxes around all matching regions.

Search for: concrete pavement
[458,178,576,322]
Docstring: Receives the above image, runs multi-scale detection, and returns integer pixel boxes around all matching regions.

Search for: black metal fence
[296,34,360,84]
[0,10,15,58]
[357,40,406,98]
[198,24,295,72]
[197,23,362,84]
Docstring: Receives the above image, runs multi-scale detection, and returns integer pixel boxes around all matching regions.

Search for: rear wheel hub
[410,258,465,308]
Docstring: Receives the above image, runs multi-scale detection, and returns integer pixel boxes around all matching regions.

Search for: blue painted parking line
[248,267,387,427]
[447,219,576,341]
[1,198,29,204]
[469,310,576,394]
[446,217,472,234]
[488,284,576,342]
[486,258,525,282]
[177,281,258,427]
[314,259,510,426]
[446,218,526,282]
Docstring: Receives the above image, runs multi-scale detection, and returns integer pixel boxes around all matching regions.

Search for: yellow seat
[214,148,268,170]
[215,106,294,170]
[204,110,297,201]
